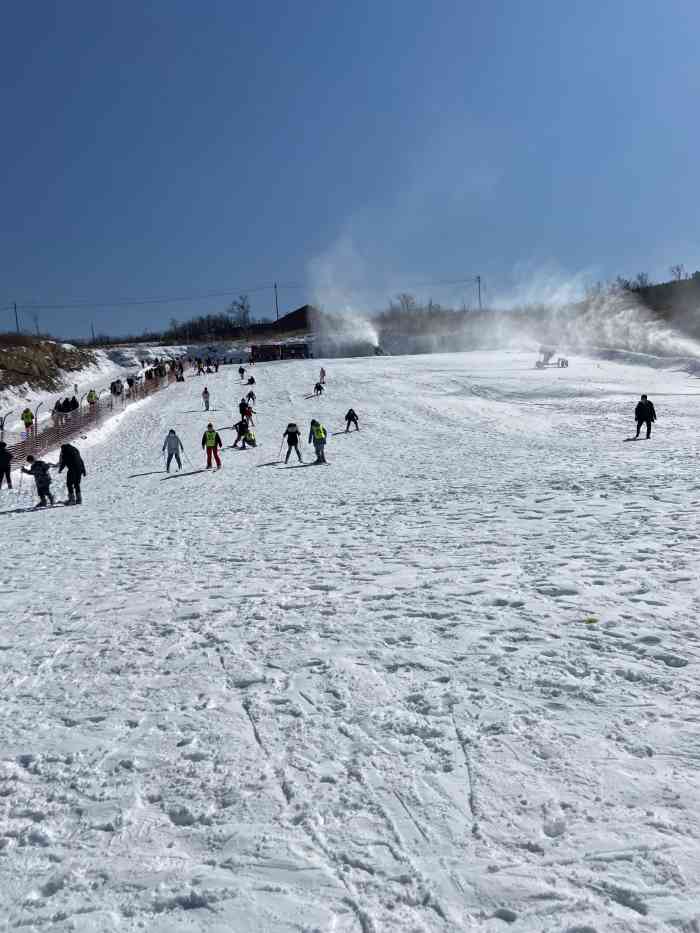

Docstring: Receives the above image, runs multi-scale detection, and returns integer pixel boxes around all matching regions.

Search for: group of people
[7,444,87,507]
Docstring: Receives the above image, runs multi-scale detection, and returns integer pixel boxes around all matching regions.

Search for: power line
[2,275,482,317]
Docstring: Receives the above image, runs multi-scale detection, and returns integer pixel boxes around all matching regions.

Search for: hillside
[1,350,699,930]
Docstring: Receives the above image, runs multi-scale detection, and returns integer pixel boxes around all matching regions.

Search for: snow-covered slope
[2,351,700,931]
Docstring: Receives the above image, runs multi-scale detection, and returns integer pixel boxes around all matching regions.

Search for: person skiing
[241,426,257,449]
[0,441,12,489]
[21,407,34,436]
[313,382,324,397]
[344,408,359,432]
[238,365,245,380]
[162,429,184,472]
[319,367,326,384]
[201,422,223,469]
[244,403,255,426]
[202,387,210,411]
[635,394,657,439]
[246,390,256,404]
[283,422,302,463]
[238,397,248,418]
[87,389,98,407]
[22,455,54,507]
[308,419,328,463]
[58,443,86,504]
[232,417,248,448]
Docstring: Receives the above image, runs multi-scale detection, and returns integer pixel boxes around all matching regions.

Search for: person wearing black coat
[282,423,303,463]
[344,408,359,432]
[0,441,12,489]
[58,443,87,504]
[635,394,657,439]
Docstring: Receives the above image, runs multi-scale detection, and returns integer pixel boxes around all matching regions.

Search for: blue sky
[1,0,699,337]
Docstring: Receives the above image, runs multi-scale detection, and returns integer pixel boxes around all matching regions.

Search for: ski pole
[278,439,284,461]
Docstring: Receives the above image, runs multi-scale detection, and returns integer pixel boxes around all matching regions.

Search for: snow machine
[535,346,568,369]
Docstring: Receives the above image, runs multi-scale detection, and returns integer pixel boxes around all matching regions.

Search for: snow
[2,349,700,931]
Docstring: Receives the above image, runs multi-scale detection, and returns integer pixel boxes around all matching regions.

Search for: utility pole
[274,282,279,321]
[14,302,19,333]
[476,275,482,311]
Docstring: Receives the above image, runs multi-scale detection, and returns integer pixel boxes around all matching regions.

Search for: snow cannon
[535,346,568,369]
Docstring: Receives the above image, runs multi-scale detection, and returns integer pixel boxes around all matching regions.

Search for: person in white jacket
[162,429,184,472]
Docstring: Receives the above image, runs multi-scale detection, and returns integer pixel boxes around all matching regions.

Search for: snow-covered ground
[2,350,700,931]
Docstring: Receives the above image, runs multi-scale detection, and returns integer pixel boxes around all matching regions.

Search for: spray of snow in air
[307,236,380,353]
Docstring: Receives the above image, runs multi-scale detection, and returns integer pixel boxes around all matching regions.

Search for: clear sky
[2,0,699,338]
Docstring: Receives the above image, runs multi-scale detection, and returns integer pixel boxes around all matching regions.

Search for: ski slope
[2,350,700,931]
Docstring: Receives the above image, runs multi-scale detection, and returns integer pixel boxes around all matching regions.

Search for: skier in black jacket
[58,443,87,504]
[283,423,303,463]
[22,456,55,507]
[344,408,359,432]
[635,394,657,439]
[0,441,12,489]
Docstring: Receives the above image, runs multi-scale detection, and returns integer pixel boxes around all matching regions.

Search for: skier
[319,367,326,384]
[246,390,256,405]
[238,365,245,380]
[58,443,86,504]
[283,422,302,463]
[162,429,184,472]
[21,407,34,436]
[244,403,255,426]
[308,419,328,463]
[241,426,257,449]
[635,394,657,439]
[22,455,55,507]
[201,423,223,469]
[313,382,324,397]
[202,387,210,411]
[0,441,12,489]
[344,408,359,432]
[232,417,248,448]
[87,389,98,407]
[238,397,248,418]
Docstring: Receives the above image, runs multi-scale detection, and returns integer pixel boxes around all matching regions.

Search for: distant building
[250,341,311,363]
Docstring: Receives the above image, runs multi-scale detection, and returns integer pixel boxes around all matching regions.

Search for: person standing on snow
[58,443,86,504]
[238,397,248,418]
[22,455,55,507]
[0,441,13,489]
[283,422,302,463]
[162,429,184,472]
[635,394,657,439]
[308,419,328,463]
[201,423,223,469]
[202,387,210,411]
[238,365,246,380]
[313,382,324,397]
[344,408,359,432]
[232,417,248,448]
[319,367,326,384]
[21,407,35,436]
[246,390,256,405]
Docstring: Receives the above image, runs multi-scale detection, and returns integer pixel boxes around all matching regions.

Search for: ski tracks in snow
[2,351,700,930]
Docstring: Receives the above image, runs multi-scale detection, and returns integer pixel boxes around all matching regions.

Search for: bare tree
[670,264,685,282]
[227,294,251,327]
[634,272,651,290]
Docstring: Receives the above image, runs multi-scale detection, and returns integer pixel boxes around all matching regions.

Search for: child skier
[202,387,210,411]
[22,455,55,507]
[162,429,184,472]
[283,423,302,463]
